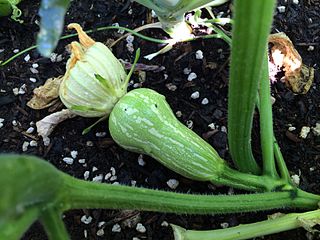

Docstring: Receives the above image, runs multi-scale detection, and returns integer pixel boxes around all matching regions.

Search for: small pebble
[32,63,39,68]
[63,157,74,165]
[187,72,197,81]
[86,141,94,146]
[81,215,93,224]
[191,91,200,99]
[110,167,116,176]
[78,159,86,164]
[166,83,177,91]
[136,223,146,233]
[26,127,34,134]
[221,126,227,133]
[70,150,78,159]
[161,221,169,227]
[22,141,29,152]
[166,179,179,189]
[112,223,121,232]
[175,111,182,117]
[24,54,30,62]
[183,67,191,75]
[300,126,310,139]
[18,84,27,95]
[92,174,104,182]
[307,46,314,51]
[84,171,90,180]
[291,174,300,186]
[29,77,37,83]
[195,50,203,60]
[29,140,38,147]
[96,132,106,137]
[138,154,146,166]
[186,120,193,129]
[29,67,39,74]
[220,222,229,229]
[131,180,137,186]
[277,6,286,13]
[201,98,209,105]
[312,123,320,136]
[105,173,112,180]
[96,229,104,236]
[110,175,118,181]
[288,126,296,131]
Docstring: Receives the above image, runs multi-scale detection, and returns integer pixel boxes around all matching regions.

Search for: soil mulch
[0,0,319,239]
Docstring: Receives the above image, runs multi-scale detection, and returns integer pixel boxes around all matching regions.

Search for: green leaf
[37,0,70,57]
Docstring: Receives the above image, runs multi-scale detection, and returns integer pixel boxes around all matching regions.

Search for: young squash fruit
[109,88,227,182]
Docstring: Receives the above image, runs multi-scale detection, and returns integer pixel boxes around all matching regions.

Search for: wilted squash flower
[59,23,128,117]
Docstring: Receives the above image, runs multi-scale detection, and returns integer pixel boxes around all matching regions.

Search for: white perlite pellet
[291,174,300,186]
[288,126,296,131]
[29,77,37,83]
[29,140,38,147]
[84,171,90,180]
[293,0,299,4]
[208,123,216,130]
[105,173,112,180]
[92,174,104,182]
[63,157,74,165]
[18,84,27,95]
[96,229,104,236]
[221,126,227,133]
[277,6,286,13]
[95,132,106,137]
[0,118,4,129]
[195,50,203,60]
[92,166,98,172]
[191,91,200,99]
[187,72,197,81]
[112,223,121,232]
[138,154,146,166]
[161,221,169,227]
[24,54,30,62]
[86,141,94,146]
[183,67,191,75]
[32,63,39,68]
[300,126,310,139]
[110,167,116,176]
[220,222,229,229]
[110,175,117,181]
[29,67,39,74]
[26,127,34,134]
[166,179,179,189]
[201,98,209,105]
[78,159,86,164]
[70,150,78,159]
[81,215,93,224]
[186,120,193,129]
[312,123,320,136]
[13,49,19,53]
[136,223,146,233]
[22,141,29,152]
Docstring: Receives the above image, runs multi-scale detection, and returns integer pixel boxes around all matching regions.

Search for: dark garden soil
[0,0,319,239]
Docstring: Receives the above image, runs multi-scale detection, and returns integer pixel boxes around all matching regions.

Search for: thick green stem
[228,0,276,174]
[259,53,277,178]
[61,174,320,214]
[171,208,320,240]
[0,207,40,240]
[40,207,69,240]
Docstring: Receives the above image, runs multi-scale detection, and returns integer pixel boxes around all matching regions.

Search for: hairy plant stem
[61,174,320,215]
[0,206,40,240]
[259,53,278,178]
[40,207,69,240]
[171,208,320,240]
[228,0,276,174]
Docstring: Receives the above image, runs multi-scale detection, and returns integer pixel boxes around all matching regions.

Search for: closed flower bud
[59,23,128,117]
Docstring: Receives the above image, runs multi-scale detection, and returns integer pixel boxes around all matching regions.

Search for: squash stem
[61,174,320,215]
[171,208,320,240]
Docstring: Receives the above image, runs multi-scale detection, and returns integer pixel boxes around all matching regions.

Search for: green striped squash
[109,88,226,181]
